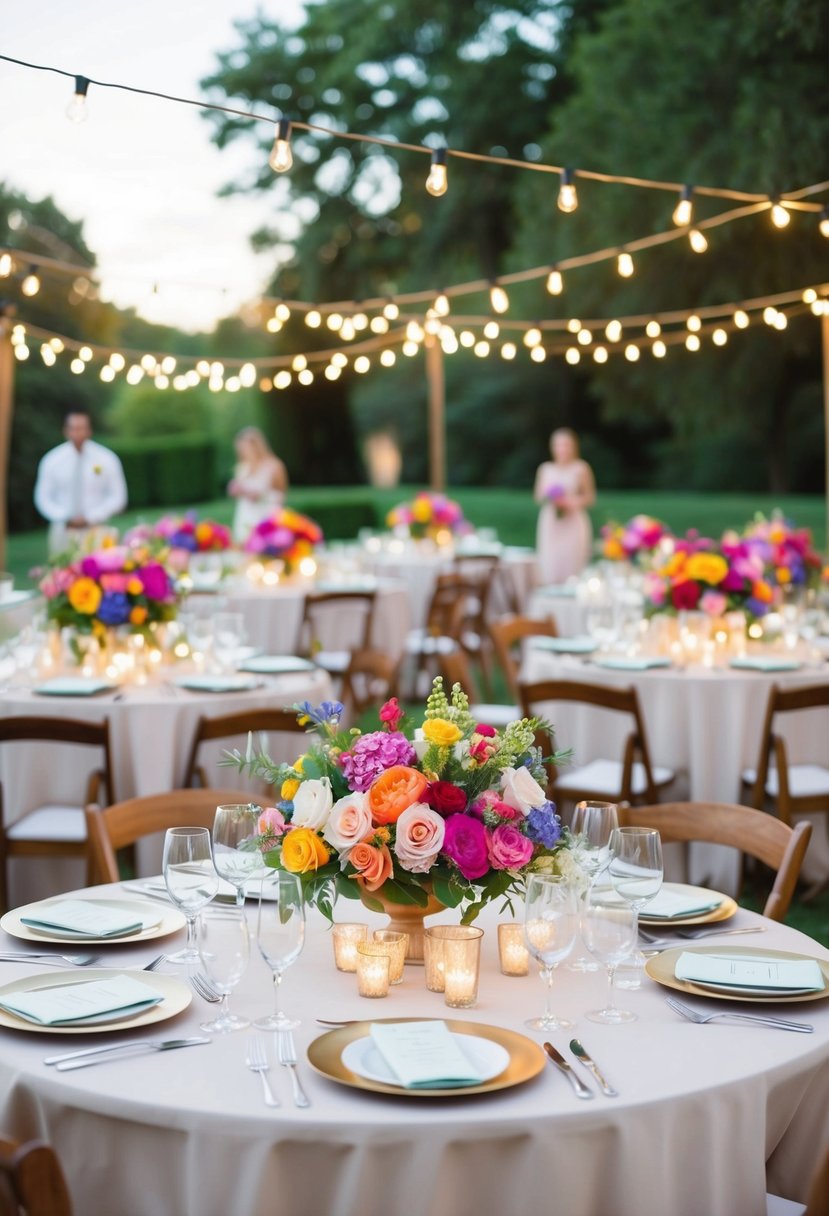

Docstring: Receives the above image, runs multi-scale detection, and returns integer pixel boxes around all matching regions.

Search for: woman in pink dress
[534,428,596,583]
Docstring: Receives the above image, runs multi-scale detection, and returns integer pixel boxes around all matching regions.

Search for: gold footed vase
[361,886,446,964]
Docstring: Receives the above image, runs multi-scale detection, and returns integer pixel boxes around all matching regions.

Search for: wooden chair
[296,589,377,686]
[619,802,812,922]
[341,647,400,722]
[0,1135,72,1216]
[519,678,674,809]
[450,553,502,696]
[85,787,258,885]
[441,647,520,729]
[0,716,114,912]
[742,683,829,827]
[183,708,308,789]
[403,573,477,697]
[489,614,559,702]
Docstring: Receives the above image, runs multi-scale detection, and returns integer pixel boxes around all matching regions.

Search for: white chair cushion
[470,703,520,728]
[313,650,351,674]
[7,805,87,843]
[556,758,675,797]
[742,764,829,798]
[765,1194,807,1216]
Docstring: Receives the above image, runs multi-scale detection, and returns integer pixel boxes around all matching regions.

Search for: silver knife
[45,1037,210,1069]
[543,1042,594,1099]
[569,1039,618,1097]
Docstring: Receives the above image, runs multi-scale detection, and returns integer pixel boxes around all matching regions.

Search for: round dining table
[0,884,825,1216]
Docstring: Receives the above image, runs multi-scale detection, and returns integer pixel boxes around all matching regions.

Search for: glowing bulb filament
[426,148,448,197]
[268,118,293,172]
[21,268,41,297]
[617,252,634,278]
[489,284,509,314]
[770,200,790,229]
[672,186,693,227]
[819,207,829,238]
[557,168,578,213]
[688,228,708,253]
[66,76,89,124]
[546,267,564,295]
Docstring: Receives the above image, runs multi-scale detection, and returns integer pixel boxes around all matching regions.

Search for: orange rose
[348,840,393,892]
[368,765,428,826]
[280,827,330,873]
[129,605,148,625]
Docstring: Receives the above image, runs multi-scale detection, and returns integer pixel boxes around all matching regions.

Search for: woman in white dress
[227,427,289,543]
[534,428,596,583]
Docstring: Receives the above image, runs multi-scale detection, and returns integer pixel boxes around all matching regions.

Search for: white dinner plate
[341,1032,510,1089]
[123,876,279,904]
[0,969,191,1034]
[1,898,186,945]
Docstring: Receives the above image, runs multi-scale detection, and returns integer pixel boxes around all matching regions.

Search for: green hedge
[108,436,220,510]
[298,499,380,539]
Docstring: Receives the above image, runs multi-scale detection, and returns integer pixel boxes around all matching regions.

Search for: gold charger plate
[639,883,737,928]
[1,898,186,946]
[646,946,829,1004]
[0,969,191,1035]
[307,1018,545,1097]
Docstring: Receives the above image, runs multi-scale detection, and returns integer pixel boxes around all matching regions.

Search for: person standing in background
[227,426,289,543]
[534,427,596,583]
[34,411,128,555]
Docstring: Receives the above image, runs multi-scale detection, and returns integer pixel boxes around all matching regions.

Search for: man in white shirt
[34,411,128,554]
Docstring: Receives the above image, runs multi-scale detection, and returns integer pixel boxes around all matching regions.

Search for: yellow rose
[603,537,625,560]
[422,718,462,747]
[281,778,300,801]
[775,566,791,585]
[126,576,144,596]
[684,553,728,585]
[280,827,330,873]
[412,497,432,523]
[67,577,102,615]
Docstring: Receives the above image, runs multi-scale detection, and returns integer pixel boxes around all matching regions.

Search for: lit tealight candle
[356,944,390,998]
[443,931,483,1009]
[332,923,368,973]
[372,930,408,985]
[497,923,530,976]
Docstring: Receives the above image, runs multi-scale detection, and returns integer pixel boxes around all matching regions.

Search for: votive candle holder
[497,922,530,976]
[443,928,484,1009]
[332,923,368,973]
[356,944,390,998]
[425,925,485,993]
[372,930,408,985]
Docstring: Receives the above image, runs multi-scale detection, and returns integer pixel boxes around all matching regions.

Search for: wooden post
[425,335,446,492]
[823,312,829,547]
[0,316,14,571]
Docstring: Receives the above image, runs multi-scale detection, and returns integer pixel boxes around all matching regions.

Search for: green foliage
[108,436,220,509]
[108,382,213,439]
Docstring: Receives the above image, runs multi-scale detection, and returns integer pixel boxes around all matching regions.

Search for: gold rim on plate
[646,945,829,1004]
[0,968,192,1034]
[639,883,737,928]
[307,1018,545,1097]
[1,898,186,945]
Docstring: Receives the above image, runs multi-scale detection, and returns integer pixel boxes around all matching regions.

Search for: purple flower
[526,803,562,849]
[96,592,130,626]
[487,823,534,870]
[441,813,490,881]
[339,731,416,792]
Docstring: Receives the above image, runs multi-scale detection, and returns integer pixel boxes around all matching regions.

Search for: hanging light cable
[268,117,293,172]
[65,75,89,123]
[425,148,448,197]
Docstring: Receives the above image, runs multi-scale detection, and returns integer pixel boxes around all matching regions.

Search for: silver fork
[639,926,765,947]
[0,952,100,967]
[665,996,813,1033]
[246,1034,280,1107]
[277,1030,311,1108]
[188,972,221,1003]
[143,954,167,972]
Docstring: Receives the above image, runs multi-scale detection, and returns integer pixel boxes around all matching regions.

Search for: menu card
[675,952,825,994]
[369,1021,485,1089]
[21,900,146,938]
[0,974,164,1025]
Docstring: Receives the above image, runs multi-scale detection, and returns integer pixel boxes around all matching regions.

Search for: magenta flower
[379,698,404,732]
[137,563,172,601]
[487,823,534,870]
[441,813,490,881]
[339,731,416,792]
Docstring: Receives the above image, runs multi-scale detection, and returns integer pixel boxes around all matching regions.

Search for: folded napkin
[675,952,825,995]
[0,974,164,1026]
[640,889,723,920]
[592,655,671,671]
[536,584,577,598]
[33,678,114,697]
[21,900,146,938]
[369,1021,485,1089]
[533,635,596,655]
[173,674,260,693]
[237,655,316,674]
[730,657,802,673]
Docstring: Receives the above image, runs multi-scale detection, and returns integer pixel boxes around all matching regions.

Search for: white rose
[500,766,546,815]
[291,777,334,830]
[322,792,372,852]
[393,802,445,874]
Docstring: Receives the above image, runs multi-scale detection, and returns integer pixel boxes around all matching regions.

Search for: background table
[0,887,825,1216]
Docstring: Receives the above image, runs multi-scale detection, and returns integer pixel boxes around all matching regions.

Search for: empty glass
[213,612,246,670]
[197,906,250,1033]
[607,827,663,990]
[255,871,305,1031]
[163,826,219,964]
[189,552,224,588]
[568,800,619,973]
[213,804,266,907]
[523,875,577,1031]
[581,884,638,1023]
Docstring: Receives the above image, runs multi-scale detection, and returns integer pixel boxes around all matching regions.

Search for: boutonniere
[92,465,103,475]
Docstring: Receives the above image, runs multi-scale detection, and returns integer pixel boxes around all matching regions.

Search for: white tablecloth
[528,585,586,635]
[0,888,825,1216]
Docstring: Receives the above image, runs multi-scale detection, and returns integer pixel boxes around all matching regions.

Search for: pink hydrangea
[339,731,417,792]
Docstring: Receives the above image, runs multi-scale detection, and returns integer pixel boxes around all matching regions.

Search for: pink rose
[393,802,445,874]
[487,823,534,870]
[441,813,490,880]
[81,546,130,576]
[100,572,132,594]
[471,791,523,822]
[323,793,372,853]
[699,591,727,617]
[474,724,497,737]
[257,806,289,850]
[379,697,404,732]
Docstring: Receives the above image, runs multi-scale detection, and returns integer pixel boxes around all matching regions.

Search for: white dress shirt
[34,439,128,553]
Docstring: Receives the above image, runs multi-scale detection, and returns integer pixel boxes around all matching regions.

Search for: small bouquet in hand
[546,485,567,519]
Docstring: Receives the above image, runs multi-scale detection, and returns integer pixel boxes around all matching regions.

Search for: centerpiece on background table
[148,513,232,566]
[243,507,323,578]
[386,491,472,545]
[643,530,776,621]
[740,512,824,598]
[600,514,670,567]
[223,679,573,960]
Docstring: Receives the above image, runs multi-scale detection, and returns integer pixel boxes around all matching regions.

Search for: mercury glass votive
[356,944,390,998]
[425,925,485,992]
[372,930,408,985]
[497,922,530,977]
[332,923,368,973]
[443,928,484,1009]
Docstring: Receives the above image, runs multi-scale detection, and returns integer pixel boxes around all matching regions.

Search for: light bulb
[712,328,728,346]
[567,317,581,333]
[819,207,829,238]
[565,347,580,365]
[269,118,293,172]
[501,342,517,360]
[489,283,509,314]
[406,321,424,343]
[292,354,308,371]
[383,300,399,320]
[624,344,640,362]
[354,356,370,373]
[21,267,40,297]
[803,288,818,304]
[370,315,389,333]
[100,365,115,382]
[605,320,622,343]
[557,167,578,213]
[685,334,701,351]
[40,344,56,366]
[734,309,749,329]
[577,329,592,346]
[110,352,126,371]
[672,186,693,227]
[275,302,291,322]
[617,251,634,277]
[546,267,564,295]
[426,148,448,197]
[524,327,542,347]
[434,292,450,316]
[762,306,777,326]
[70,357,84,374]
[305,310,321,328]
[325,365,341,381]
[339,317,356,341]
[687,314,701,332]
[380,349,396,367]
[298,368,314,385]
[66,76,89,124]
[688,228,708,253]
[402,340,419,356]
[326,313,343,331]
[484,320,499,340]
[774,312,787,330]
[274,371,292,389]
[652,340,667,358]
[770,199,790,229]
[473,341,490,358]
[593,346,608,363]
[0,253,12,278]
[530,346,546,363]
[645,320,661,338]
[353,312,368,331]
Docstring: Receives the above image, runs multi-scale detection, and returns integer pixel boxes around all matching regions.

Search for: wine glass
[213,612,246,671]
[581,884,639,1023]
[197,905,250,1033]
[567,800,619,973]
[163,827,219,964]
[190,552,224,588]
[213,804,267,907]
[255,871,305,1031]
[522,874,577,1031]
[607,827,663,990]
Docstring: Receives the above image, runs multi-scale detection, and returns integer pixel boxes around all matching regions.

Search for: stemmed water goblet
[607,826,663,990]
[522,874,577,1031]
[567,800,619,973]
[255,871,305,1031]
[581,884,639,1023]
[212,804,267,908]
[197,905,250,1033]
[162,826,219,964]
[213,612,246,671]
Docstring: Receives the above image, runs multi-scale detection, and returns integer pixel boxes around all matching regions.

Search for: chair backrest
[490,615,559,701]
[0,715,115,811]
[619,802,812,921]
[341,648,400,720]
[749,682,829,824]
[298,589,377,655]
[451,554,501,617]
[183,709,308,787]
[85,787,259,885]
[424,574,479,641]
[440,647,479,703]
[519,678,658,804]
[0,1136,72,1216]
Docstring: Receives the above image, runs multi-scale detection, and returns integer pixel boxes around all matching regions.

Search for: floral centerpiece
[601,514,670,564]
[740,513,824,595]
[244,508,323,574]
[386,491,471,542]
[151,512,232,554]
[643,532,774,619]
[223,680,571,941]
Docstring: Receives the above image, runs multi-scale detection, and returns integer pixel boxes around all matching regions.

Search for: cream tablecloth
[0,889,825,1216]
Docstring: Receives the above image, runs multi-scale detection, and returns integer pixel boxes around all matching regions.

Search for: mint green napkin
[21,900,145,939]
[675,952,824,995]
[369,1021,485,1089]
[0,974,164,1026]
